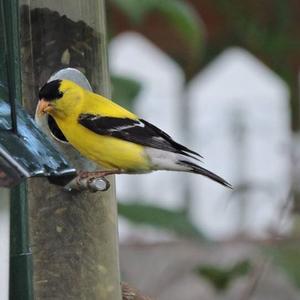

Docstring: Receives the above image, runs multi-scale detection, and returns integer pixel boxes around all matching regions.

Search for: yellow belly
[56,118,150,171]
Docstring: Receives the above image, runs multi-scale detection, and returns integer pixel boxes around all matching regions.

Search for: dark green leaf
[111,75,141,110]
[118,202,205,238]
[110,0,153,23]
[156,0,204,56]
[195,260,251,291]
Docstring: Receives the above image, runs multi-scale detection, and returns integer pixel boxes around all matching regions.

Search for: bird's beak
[36,99,53,117]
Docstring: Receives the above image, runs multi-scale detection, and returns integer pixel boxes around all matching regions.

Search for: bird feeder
[1,0,121,299]
[0,0,75,188]
[0,99,77,187]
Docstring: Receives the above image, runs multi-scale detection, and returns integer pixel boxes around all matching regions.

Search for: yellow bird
[37,79,231,188]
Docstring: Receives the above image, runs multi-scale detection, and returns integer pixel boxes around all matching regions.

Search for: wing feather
[78,114,202,159]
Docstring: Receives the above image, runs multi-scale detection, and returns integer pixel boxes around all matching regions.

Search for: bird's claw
[64,173,110,193]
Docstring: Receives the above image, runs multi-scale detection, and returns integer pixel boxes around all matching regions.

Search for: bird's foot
[64,175,110,193]
[64,170,119,193]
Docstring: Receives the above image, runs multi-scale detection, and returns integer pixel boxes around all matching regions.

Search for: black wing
[78,114,202,159]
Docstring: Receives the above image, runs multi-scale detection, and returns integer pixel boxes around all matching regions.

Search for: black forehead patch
[39,79,63,101]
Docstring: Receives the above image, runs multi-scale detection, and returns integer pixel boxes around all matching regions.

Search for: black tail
[179,160,232,188]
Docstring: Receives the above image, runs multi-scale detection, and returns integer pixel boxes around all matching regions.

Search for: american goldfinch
[37,79,231,188]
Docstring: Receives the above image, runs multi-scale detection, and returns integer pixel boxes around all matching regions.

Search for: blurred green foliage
[209,0,300,129]
[267,244,300,289]
[110,0,204,57]
[212,0,299,80]
[110,0,158,23]
[111,75,141,110]
[195,260,252,291]
[118,202,205,239]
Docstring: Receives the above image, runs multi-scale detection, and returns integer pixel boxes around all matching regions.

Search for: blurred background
[105,1,300,299]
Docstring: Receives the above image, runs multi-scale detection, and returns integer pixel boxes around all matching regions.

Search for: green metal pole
[1,0,21,132]
[9,184,33,300]
[1,0,34,299]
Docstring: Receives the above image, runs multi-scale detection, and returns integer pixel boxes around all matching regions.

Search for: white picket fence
[109,32,292,240]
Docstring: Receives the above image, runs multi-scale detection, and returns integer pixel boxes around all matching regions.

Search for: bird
[36,79,231,188]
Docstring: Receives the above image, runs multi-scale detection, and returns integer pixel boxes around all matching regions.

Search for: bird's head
[37,79,83,119]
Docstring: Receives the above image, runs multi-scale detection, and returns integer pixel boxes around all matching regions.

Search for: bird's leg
[77,169,124,178]
[64,170,121,193]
